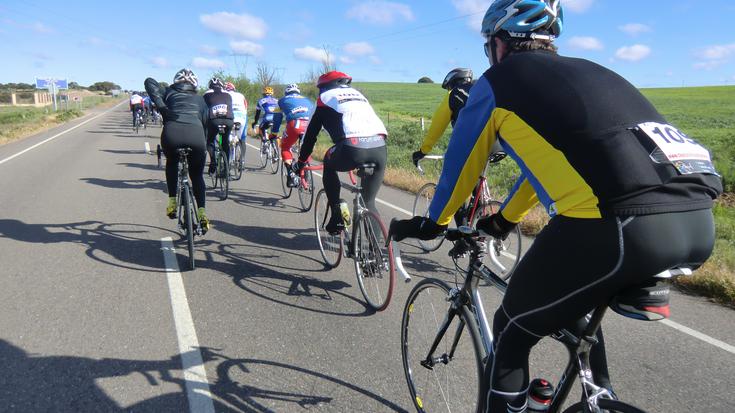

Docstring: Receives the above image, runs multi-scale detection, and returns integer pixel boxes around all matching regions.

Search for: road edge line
[660,318,735,355]
[0,101,126,166]
[160,237,216,413]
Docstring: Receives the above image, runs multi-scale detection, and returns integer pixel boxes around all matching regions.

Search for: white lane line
[0,101,126,166]
[246,143,735,355]
[160,237,215,413]
[245,141,413,217]
[660,318,735,355]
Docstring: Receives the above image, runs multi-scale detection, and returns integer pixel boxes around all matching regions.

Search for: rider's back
[145,79,208,127]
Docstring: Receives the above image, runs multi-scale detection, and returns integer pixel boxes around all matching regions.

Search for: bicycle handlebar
[416,155,444,175]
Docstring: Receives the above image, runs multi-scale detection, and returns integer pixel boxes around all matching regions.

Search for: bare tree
[255,62,278,87]
[320,45,337,73]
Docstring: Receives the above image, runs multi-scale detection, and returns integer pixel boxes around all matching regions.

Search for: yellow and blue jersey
[429,50,721,227]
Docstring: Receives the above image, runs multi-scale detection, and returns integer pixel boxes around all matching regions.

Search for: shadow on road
[0,340,407,412]
[80,177,166,193]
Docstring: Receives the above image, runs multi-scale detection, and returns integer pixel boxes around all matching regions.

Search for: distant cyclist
[251,86,278,140]
[389,1,722,412]
[145,69,211,233]
[294,71,387,234]
[142,93,152,121]
[411,68,474,167]
[224,81,248,145]
[129,92,144,127]
[270,83,314,187]
[203,77,234,175]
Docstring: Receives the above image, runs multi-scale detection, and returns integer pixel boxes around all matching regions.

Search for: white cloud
[696,44,735,60]
[343,42,375,56]
[85,37,106,46]
[200,45,221,56]
[614,44,651,62]
[293,46,334,64]
[618,23,652,37]
[369,55,383,65]
[199,12,267,39]
[192,57,226,70]
[451,0,491,31]
[150,57,169,68]
[564,0,595,13]
[31,21,53,34]
[229,40,263,56]
[346,1,414,25]
[339,56,356,65]
[693,61,726,70]
[567,36,603,51]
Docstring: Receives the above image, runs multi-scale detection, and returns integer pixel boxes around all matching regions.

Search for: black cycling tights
[322,142,387,213]
[161,122,207,209]
[206,119,233,167]
[481,209,715,413]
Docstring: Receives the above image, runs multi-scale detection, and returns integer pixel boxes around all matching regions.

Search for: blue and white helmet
[173,68,199,88]
[284,83,300,95]
[481,0,563,39]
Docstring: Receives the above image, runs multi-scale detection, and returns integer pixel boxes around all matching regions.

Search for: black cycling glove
[390,216,447,241]
[412,150,426,167]
[292,160,308,174]
[476,212,517,240]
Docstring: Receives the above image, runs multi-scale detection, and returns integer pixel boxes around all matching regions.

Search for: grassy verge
[0,95,118,146]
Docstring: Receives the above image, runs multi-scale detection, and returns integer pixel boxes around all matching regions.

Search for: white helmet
[173,68,198,88]
[284,83,300,95]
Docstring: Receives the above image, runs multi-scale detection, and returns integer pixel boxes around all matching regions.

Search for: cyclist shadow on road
[0,219,173,273]
[80,177,166,193]
[0,340,407,412]
[226,188,305,214]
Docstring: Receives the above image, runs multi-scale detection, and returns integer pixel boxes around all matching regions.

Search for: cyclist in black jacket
[203,77,234,174]
[145,69,211,233]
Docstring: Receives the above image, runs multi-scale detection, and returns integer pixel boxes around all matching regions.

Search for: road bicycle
[414,153,521,280]
[280,135,316,212]
[313,164,396,311]
[208,125,229,200]
[391,225,668,413]
[156,144,164,169]
[174,148,203,270]
[228,122,244,181]
[133,109,144,134]
[257,122,280,174]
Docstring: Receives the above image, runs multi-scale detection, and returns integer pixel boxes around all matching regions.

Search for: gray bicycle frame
[176,151,200,235]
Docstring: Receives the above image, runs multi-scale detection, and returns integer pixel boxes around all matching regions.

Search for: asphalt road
[0,104,733,412]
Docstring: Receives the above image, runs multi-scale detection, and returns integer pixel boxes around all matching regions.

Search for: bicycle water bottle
[527,378,554,412]
[338,200,351,227]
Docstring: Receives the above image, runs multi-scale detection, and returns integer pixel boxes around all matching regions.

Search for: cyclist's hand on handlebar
[292,160,308,173]
[390,216,447,242]
[411,150,426,168]
[476,212,517,240]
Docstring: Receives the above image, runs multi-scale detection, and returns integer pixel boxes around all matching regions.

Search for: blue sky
[1,0,734,90]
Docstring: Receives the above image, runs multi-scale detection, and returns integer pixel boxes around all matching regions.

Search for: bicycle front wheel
[402,278,485,413]
[269,140,279,174]
[484,200,521,280]
[353,211,395,311]
[561,399,648,413]
[413,183,444,252]
[298,169,314,212]
[182,186,195,270]
[231,143,243,181]
[216,150,229,200]
[314,189,343,268]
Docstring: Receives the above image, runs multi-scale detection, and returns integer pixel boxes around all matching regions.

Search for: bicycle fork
[420,288,468,370]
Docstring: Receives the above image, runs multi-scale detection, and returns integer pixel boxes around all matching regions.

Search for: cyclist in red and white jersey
[129,92,144,127]
[224,82,248,143]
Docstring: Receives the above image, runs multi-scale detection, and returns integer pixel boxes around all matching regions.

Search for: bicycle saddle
[356,163,376,176]
[609,267,692,321]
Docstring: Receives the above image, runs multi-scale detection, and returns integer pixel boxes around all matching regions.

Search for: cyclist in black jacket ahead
[145,69,211,233]
[390,1,722,412]
[203,77,234,174]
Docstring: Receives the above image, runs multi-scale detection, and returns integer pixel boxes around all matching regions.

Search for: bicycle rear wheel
[561,399,648,413]
[216,149,229,200]
[258,138,268,168]
[483,200,521,280]
[353,211,394,311]
[314,189,343,268]
[230,143,243,181]
[269,140,279,174]
[402,278,485,413]
[413,183,444,252]
[183,186,195,270]
[281,161,293,198]
[298,169,314,212]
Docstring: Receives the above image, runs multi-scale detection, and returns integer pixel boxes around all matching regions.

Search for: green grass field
[350,82,735,306]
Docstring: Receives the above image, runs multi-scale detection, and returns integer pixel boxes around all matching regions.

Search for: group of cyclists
[128,91,160,127]
[139,1,722,411]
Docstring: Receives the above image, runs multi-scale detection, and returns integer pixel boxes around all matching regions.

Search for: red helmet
[224,82,235,91]
[316,71,352,88]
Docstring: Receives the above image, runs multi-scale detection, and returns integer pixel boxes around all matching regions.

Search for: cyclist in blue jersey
[270,83,314,187]
[251,86,279,141]
[142,94,152,121]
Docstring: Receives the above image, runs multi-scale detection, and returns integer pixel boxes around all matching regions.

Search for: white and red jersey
[317,86,387,138]
[227,90,247,119]
[129,94,143,106]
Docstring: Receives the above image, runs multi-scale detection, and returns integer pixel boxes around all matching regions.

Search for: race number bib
[637,122,717,175]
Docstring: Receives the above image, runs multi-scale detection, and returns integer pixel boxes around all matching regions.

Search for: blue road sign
[35,78,68,89]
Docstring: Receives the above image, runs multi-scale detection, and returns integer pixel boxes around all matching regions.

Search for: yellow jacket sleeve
[419,93,452,154]
[500,176,539,223]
